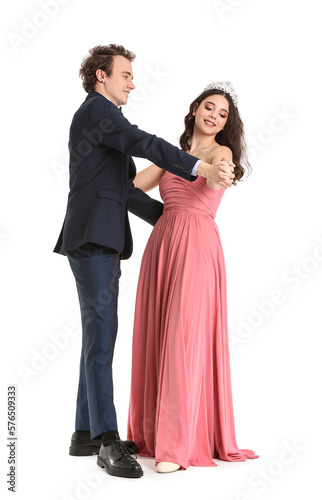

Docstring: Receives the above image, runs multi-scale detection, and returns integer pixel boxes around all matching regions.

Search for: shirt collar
[103,95,121,109]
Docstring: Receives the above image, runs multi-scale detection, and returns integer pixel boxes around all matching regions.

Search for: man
[54,44,234,479]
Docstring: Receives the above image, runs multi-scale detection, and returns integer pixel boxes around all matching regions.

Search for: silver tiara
[203,81,238,106]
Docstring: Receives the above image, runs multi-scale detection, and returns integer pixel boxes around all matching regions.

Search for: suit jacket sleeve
[88,96,198,181]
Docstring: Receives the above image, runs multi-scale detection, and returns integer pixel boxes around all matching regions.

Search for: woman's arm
[207,146,234,190]
[133,164,166,192]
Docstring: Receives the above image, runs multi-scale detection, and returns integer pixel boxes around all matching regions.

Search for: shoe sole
[97,456,143,478]
[69,446,99,456]
[69,445,137,457]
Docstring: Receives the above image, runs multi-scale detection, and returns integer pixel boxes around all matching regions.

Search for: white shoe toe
[156,462,181,473]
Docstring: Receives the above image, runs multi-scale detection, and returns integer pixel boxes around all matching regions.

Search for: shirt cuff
[191,160,201,177]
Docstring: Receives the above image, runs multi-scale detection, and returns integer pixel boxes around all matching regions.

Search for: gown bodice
[159,171,225,219]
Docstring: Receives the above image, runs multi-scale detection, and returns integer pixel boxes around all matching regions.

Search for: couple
[54,44,257,478]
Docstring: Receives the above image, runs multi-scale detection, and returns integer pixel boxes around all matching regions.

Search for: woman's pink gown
[127,172,258,469]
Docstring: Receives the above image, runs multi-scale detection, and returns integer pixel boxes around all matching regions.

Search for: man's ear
[96,69,105,83]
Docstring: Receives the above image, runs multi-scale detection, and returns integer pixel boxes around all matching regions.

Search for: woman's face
[193,94,229,137]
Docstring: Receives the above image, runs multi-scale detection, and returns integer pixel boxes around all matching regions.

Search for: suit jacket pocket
[97,189,124,205]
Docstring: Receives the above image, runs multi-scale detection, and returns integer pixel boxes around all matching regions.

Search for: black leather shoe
[97,439,143,478]
[69,431,101,456]
[69,431,138,457]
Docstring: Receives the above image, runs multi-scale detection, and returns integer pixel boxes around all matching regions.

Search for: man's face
[103,55,135,106]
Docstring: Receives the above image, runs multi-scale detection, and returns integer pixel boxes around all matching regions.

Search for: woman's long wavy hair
[179,89,251,183]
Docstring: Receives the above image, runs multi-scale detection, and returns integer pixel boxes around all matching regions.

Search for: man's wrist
[191,160,201,177]
[196,161,208,178]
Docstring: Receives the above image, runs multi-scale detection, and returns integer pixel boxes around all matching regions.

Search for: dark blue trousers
[66,243,121,439]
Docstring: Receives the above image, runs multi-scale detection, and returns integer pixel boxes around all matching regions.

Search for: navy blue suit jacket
[54,91,198,259]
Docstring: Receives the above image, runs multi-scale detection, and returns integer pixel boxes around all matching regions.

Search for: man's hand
[196,157,235,188]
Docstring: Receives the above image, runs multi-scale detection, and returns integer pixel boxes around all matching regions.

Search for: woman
[127,82,258,473]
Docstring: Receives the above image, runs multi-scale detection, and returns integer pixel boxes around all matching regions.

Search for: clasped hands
[198,157,235,188]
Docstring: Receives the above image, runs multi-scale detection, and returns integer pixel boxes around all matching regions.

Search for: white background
[1,0,321,498]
